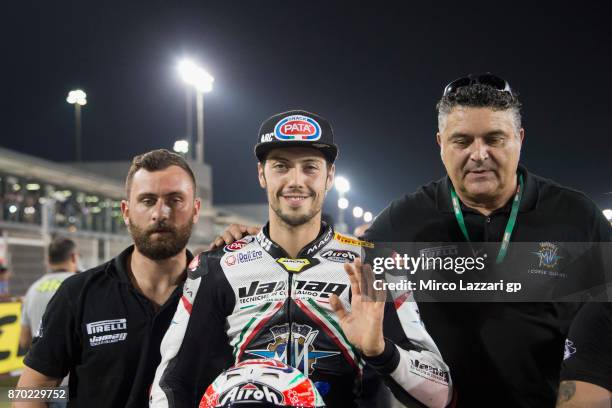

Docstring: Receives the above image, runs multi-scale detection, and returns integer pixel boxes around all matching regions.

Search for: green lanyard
[449,174,523,264]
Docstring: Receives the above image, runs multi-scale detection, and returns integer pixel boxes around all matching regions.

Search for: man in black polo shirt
[364,74,611,406]
[16,149,202,407]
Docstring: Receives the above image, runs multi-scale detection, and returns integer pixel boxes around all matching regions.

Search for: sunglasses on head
[443,73,513,96]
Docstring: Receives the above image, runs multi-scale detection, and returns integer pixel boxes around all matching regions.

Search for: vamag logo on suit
[86,318,127,347]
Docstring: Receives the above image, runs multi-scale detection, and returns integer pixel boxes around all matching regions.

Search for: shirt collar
[436,164,539,214]
[256,221,335,259]
[111,245,194,284]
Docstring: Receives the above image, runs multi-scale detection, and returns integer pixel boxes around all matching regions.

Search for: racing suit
[150,223,452,407]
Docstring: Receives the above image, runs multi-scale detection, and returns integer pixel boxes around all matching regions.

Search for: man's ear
[192,197,201,224]
[519,128,525,143]
[436,132,442,147]
[258,162,267,189]
[326,163,336,192]
[120,200,130,226]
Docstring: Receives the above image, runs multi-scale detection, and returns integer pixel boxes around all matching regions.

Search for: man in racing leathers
[150,110,452,408]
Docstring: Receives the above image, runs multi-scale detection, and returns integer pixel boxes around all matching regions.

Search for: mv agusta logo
[246,323,339,376]
[219,382,284,405]
[532,242,562,269]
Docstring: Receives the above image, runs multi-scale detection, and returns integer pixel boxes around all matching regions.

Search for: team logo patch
[333,232,374,248]
[532,242,562,269]
[294,279,348,300]
[225,254,237,266]
[320,249,358,263]
[256,231,273,252]
[238,280,287,305]
[85,318,128,347]
[219,381,285,405]
[260,132,274,143]
[276,258,318,273]
[306,228,334,255]
[274,115,321,141]
[409,359,450,385]
[225,249,264,267]
[224,236,255,252]
[564,339,577,360]
[246,323,339,377]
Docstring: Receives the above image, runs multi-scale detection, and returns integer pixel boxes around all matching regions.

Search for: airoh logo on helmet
[218,382,284,405]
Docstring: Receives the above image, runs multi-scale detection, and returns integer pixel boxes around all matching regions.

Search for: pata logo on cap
[273,115,321,141]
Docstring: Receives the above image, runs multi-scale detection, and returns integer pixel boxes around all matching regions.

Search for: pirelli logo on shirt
[86,318,128,347]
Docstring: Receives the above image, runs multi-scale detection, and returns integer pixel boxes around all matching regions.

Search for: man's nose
[469,139,489,162]
[286,167,306,188]
[151,199,170,221]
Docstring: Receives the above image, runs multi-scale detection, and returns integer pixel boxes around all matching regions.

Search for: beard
[272,205,320,227]
[270,187,322,227]
[129,219,193,260]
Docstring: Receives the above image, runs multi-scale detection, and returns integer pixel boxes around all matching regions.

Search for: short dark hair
[436,84,523,132]
[48,237,76,264]
[125,149,196,197]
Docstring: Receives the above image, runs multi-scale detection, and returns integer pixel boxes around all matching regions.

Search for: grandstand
[0,146,259,296]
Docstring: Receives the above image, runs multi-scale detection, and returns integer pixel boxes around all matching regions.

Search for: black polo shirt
[560,302,612,392]
[25,246,191,408]
[364,165,611,407]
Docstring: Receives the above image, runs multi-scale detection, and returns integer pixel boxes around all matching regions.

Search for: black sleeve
[560,302,612,392]
[593,210,612,300]
[23,279,78,378]
[150,253,234,408]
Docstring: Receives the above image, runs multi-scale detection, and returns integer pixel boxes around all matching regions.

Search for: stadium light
[66,89,87,105]
[173,140,189,155]
[178,59,214,93]
[363,211,373,223]
[335,176,350,194]
[335,176,351,233]
[67,89,87,162]
[604,208,612,221]
[353,206,363,218]
[178,59,214,164]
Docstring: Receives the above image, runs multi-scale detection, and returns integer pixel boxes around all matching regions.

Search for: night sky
[4,1,612,219]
